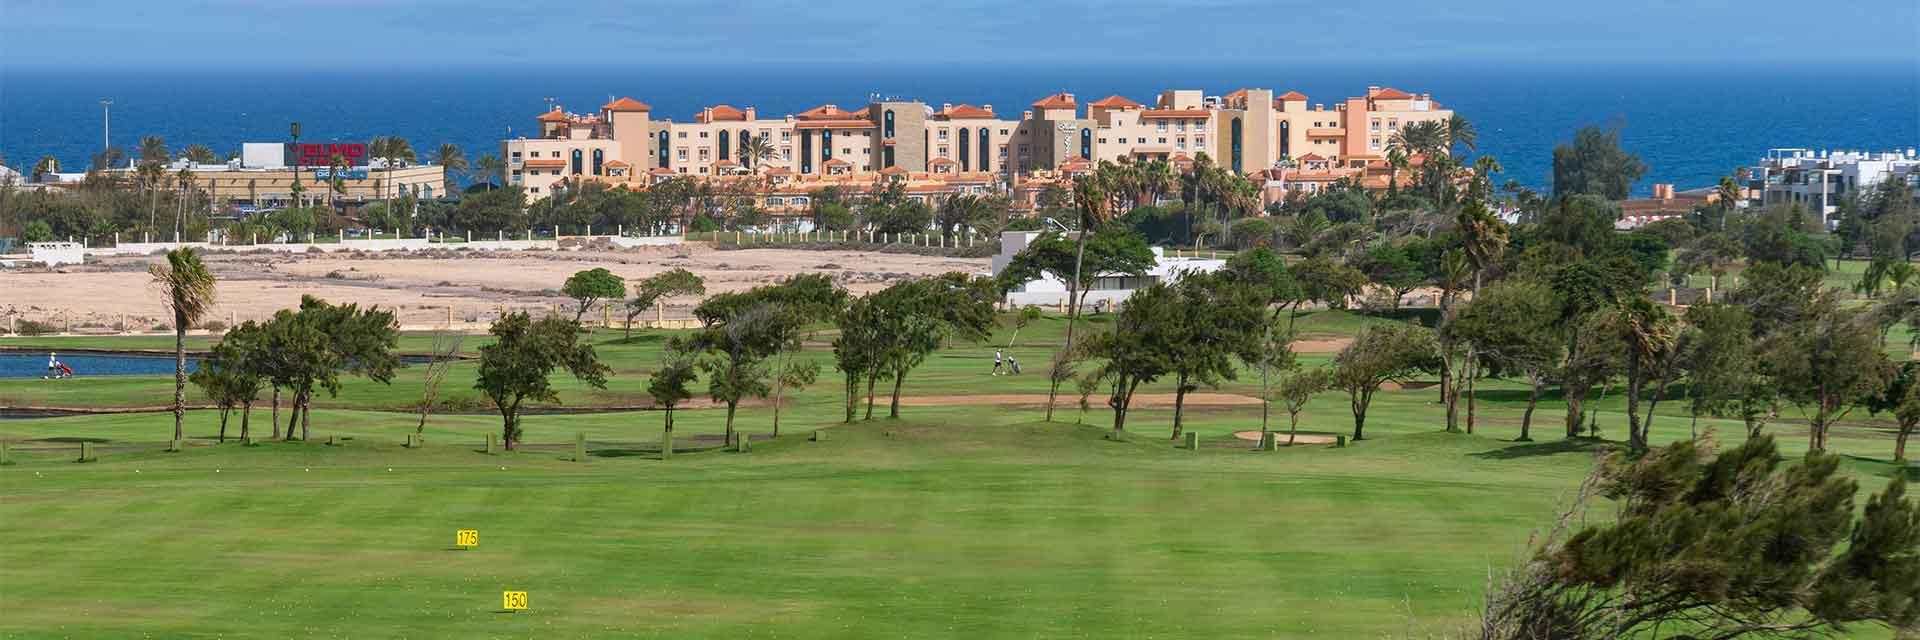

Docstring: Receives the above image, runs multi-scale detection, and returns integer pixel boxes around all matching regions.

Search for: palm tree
[1444,114,1477,154]
[475,154,504,191]
[433,143,469,189]
[1385,148,1408,194]
[1048,176,1112,422]
[175,167,196,239]
[738,136,776,172]
[1716,175,1741,214]
[151,247,216,444]
[326,152,348,211]
[30,156,59,182]
[182,144,218,164]
[138,136,170,166]
[370,137,416,202]
[1387,120,1446,158]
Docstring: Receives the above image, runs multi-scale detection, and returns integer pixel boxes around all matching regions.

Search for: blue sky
[1,0,1915,68]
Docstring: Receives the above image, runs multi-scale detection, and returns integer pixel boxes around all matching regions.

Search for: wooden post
[1336,435,1348,448]
[1,441,11,465]
[811,430,827,442]
[574,432,587,462]
[79,441,94,462]
[1260,432,1277,451]
[485,433,499,454]
[736,432,751,453]
[168,438,182,452]
[655,300,665,325]
[1704,287,1713,304]
[1183,432,1199,450]
[326,435,339,446]
[1669,288,1677,305]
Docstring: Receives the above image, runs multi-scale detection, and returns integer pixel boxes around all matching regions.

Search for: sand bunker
[896,393,1262,408]
[1232,431,1338,445]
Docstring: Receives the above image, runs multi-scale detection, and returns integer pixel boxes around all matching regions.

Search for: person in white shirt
[992,350,1004,375]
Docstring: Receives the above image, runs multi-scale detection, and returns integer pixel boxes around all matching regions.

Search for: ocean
[2,62,1914,197]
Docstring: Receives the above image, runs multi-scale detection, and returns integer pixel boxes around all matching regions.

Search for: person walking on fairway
[992,349,1004,375]
[47,352,59,378]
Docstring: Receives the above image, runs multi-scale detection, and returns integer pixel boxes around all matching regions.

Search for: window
[842,148,852,156]
[792,197,809,206]
[699,131,709,138]
[766,197,786,206]
[1137,137,1146,144]
[550,169,560,176]
[1177,138,1187,149]
[718,130,730,160]
[1080,128,1092,159]
[591,149,603,175]
[677,131,688,139]
[1177,121,1187,131]
[979,128,990,173]
[531,187,540,193]
[1099,138,1108,144]
[781,148,792,160]
[938,129,949,141]
[780,131,791,142]
[884,110,895,138]
[1158,138,1167,144]
[511,169,522,176]
[1156,120,1167,132]
[1000,129,1010,135]
[510,151,522,159]
[677,149,688,161]
[1230,117,1243,173]
[658,131,671,168]
[698,149,710,161]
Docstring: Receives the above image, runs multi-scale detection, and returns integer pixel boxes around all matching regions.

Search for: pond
[0,353,199,378]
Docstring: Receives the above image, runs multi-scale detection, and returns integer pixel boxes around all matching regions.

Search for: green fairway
[0,318,1911,638]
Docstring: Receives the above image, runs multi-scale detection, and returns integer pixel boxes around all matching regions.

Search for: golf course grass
[0,311,1911,638]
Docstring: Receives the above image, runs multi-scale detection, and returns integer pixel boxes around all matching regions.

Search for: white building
[991,231,1225,307]
[1744,148,1920,223]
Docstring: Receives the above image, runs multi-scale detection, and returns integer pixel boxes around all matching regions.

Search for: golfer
[992,350,1004,375]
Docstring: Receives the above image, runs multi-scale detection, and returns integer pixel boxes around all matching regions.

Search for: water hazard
[0,352,199,378]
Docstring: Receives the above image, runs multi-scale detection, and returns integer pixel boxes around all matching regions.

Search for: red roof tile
[523,158,566,168]
[601,97,652,112]
[1277,91,1308,101]
[697,105,746,122]
[1370,87,1414,100]
[1088,95,1142,109]
[797,104,861,120]
[879,165,910,175]
[939,104,995,119]
[536,110,571,123]
[1031,93,1076,109]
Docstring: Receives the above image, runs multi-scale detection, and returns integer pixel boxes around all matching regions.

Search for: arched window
[739,129,752,166]
[821,130,834,161]
[1230,117,1244,173]
[958,128,971,171]
[718,130,731,161]
[571,149,583,175]
[1278,121,1290,159]
[884,110,896,138]
[657,131,670,168]
[978,128,990,173]
[591,149,603,175]
[1079,128,1092,160]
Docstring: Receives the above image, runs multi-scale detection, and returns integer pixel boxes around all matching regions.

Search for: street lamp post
[290,122,302,207]
[100,98,113,165]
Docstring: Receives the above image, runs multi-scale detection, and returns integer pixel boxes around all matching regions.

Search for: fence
[0,300,704,338]
[686,229,990,251]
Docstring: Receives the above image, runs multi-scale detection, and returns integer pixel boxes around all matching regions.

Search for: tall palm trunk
[1047,231,1090,421]
[172,313,187,442]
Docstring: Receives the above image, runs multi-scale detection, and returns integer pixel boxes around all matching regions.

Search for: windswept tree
[259,296,402,441]
[696,274,845,434]
[1330,322,1436,441]
[562,268,626,325]
[1760,298,1893,452]
[623,268,706,340]
[1869,361,1920,463]
[647,347,699,460]
[1222,247,1306,436]
[1084,282,1179,436]
[475,312,609,450]
[190,337,260,443]
[413,333,464,434]
[1479,436,1920,639]
[1677,303,1775,438]
[1446,278,1562,441]
[151,247,216,443]
[1163,272,1266,440]
[691,303,786,447]
[1550,125,1648,200]
[837,274,998,419]
[1273,367,1330,446]
[996,224,1154,421]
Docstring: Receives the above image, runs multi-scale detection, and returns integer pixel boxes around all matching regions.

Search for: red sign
[290,143,368,167]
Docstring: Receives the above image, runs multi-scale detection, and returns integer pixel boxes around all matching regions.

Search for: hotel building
[1742,148,1920,224]
[501,85,1452,210]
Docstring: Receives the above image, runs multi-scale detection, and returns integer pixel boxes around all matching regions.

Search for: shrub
[16,319,59,336]
[199,320,227,333]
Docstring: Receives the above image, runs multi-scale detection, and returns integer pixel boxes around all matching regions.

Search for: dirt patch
[896,393,1261,408]
[1231,431,1338,445]
[1291,336,1352,353]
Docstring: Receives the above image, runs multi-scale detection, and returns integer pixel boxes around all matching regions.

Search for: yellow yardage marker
[502,591,528,611]
[455,529,479,548]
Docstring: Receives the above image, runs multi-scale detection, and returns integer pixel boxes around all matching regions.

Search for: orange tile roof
[1225,89,1250,100]
[939,104,995,119]
[1141,108,1210,119]
[1277,91,1308,101]
[1296,153,1326,162]
[927,157,956,166]
[601,97,652,112]
[523,158,566,168]
[1031,93,1076,109]
[715,159,740,167]
[1088,95,1142,109]
[797,104,861,120]
[823,158,852,167]
[605,160,630,167]
[879,165,910,175]
[536,110,571,123]
[649,167,675,176]
[1371,87,1414,100]
[764,167,792,175]
[697,105,746,122]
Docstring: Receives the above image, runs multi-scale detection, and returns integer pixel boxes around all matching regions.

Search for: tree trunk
[843,372,859,423]
[1049,229,1092,422]
[724,402,738,447]
[864,374,877,420]
[772,387,784,438]
[284,393,302,440]
[239,401,252,441]
[1171,374,1190,440]
[1896,420,1913,462]
[217,407,230,443]
[1519,379,1541,442]
[271,387,281,439]
[299,396,311,442]
[1351,388,1372,440]
[1464,349,1478,434]
[1564,392,1585,439]
[889,368,906,418]
[501,414,516,451]
[661,407,674,461]
[173,318,187,442]
[1287,411,1300,446]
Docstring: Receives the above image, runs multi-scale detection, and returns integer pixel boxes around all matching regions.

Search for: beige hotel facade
[500,86,1452,206]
